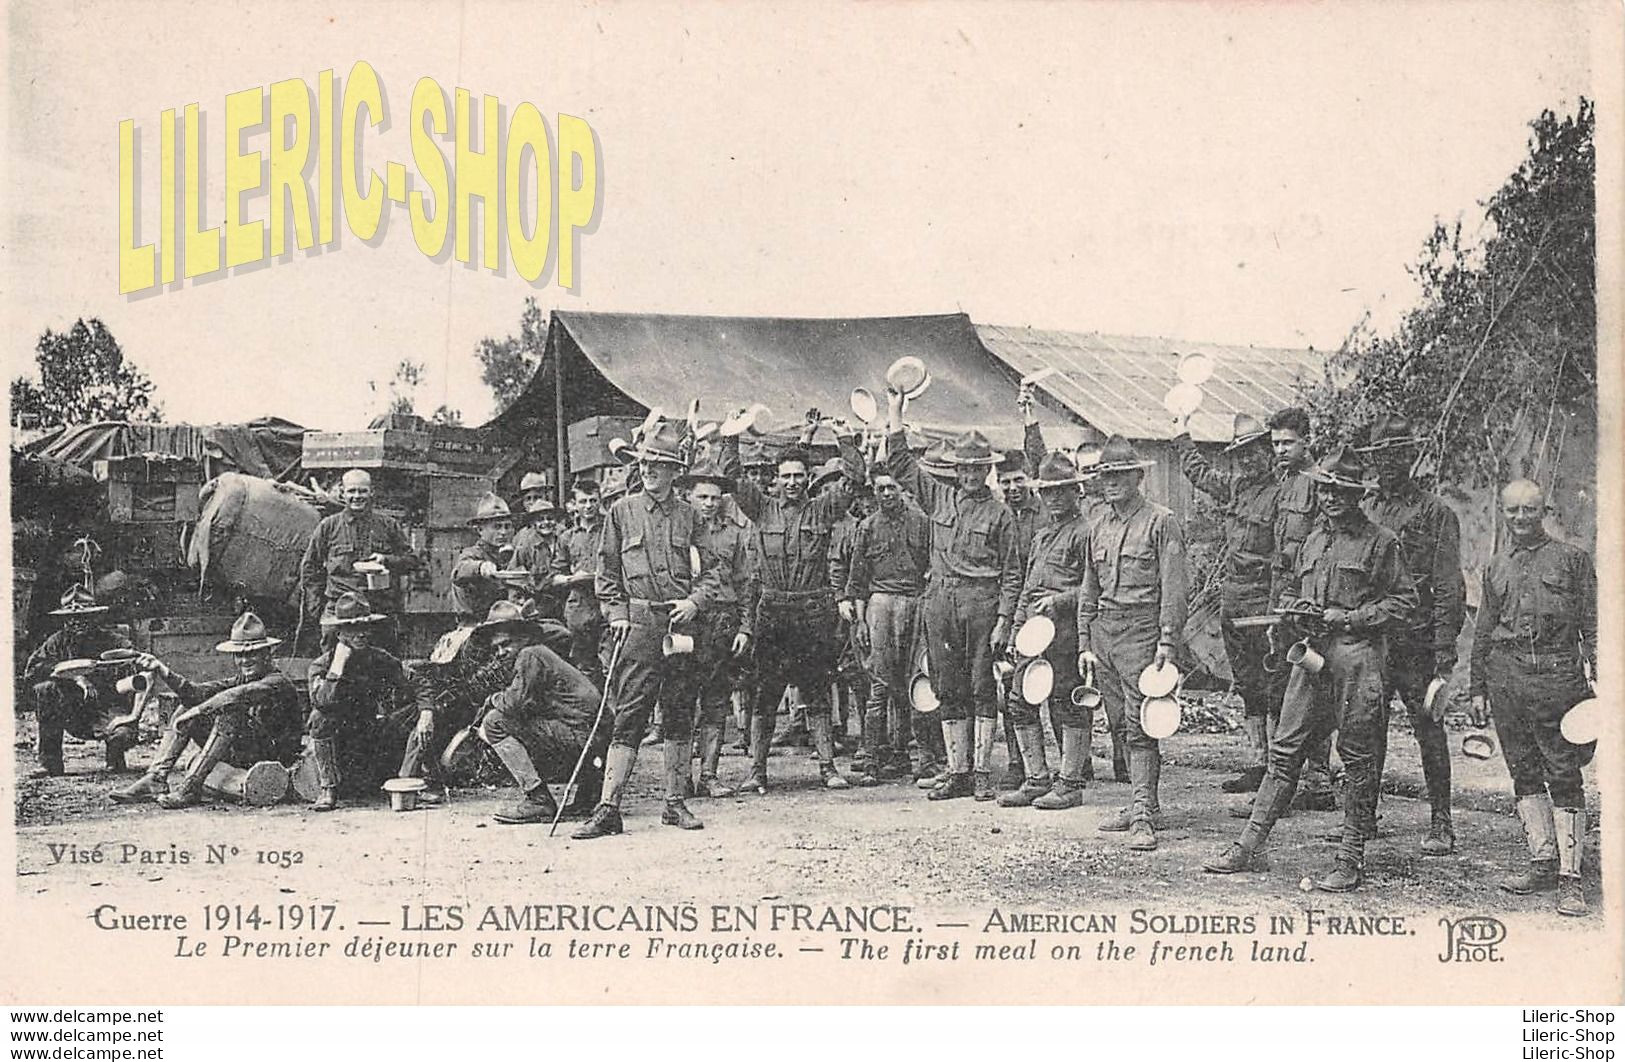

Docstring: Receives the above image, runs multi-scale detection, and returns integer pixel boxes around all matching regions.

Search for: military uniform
[307,643,418,793]
[888,430,1022,799]
[509,523,564,620]
[300,507,419,650]
[450,540,509,623]
[1473,527,1596,913]
[554,516,608,680]
[846,499,932,780]
[691,500,754,794]
[480,642,608,815]
[1271,459,1335,804]
[25,618,137,776]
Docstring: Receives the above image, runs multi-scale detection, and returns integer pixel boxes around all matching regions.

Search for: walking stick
[549,627,629,837]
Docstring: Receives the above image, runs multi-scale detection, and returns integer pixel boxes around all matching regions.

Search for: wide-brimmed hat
[632,420,689,465]
[216,612,283,653]
[997,451,1029,476]
[50,585,110,617]
[468,492,513,525]
[320,591,387,627]
[677,457,735,493]
[943,430,1001,467]
[518,471,550,495]
[1093,434,1156,474]
[739,436,775,469]
[811,457,848,492]
[1221,413,1271,454]
[473,599,544,635]
[523,495,559,518]
[1355,412,1424,453]
[1074,426,1108,471]
[1030,452,1088,490]
[1307,444,1377,490]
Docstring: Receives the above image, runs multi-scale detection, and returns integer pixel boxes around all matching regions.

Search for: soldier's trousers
[480,703,603,789]
[923,579,1000,722]
[1219,599,1286,721]
[696,610,742,728]
[605,604,703,747]
[1379,642,1453,818]
[1006,614,1086,730]
[1089,609,1162,749]
[565,598,607,683]
[1486,651,1594,808]
[32,679,134,770]
[753,595,839,722]
[1244,634,1388,864]
[864,592,922,758]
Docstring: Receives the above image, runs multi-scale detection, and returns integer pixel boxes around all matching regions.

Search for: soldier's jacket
[1271,467,1317,605]
[1013,509,1091,629]
[846,505,931,599]
[1174,435,1280,609]
[300,509,419,614]
[1364,482,1465,664]
[886,429,1023,619]
[450,541,508,622]
[695,514,754,637]
[23,625,133,687]
[596,490,722,624]
[171,666,304,761]
[1470,531,1597,697]
[1282,513,1417,636]
[509,526,563,618]
[722,436,864,596]
[1008,494,1050,575]
[553,519,604,619]
[1077,494,1189,644]
[485,643,600,736]
[307,646,418,718]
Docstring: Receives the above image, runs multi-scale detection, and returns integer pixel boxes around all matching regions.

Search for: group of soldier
[21,376,1598,915]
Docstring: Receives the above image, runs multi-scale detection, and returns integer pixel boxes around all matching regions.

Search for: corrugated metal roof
[973,324,1326,444]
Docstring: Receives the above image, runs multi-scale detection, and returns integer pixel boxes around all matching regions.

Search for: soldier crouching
[24,586,138,777]
[111,612,303,809]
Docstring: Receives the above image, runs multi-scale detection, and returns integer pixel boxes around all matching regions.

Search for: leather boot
[573,744,636,839]
[1420,808,1456,856]
[662,739,704,829]
[928,719,975,800]
[1000,717,1025,789]
[1111,730,1130,783]
[695,725,736,797]
[1554,807,1587,916]
[310,737,341,812]
[104,739,131,773]
[1501,794,1560,893]
[157,725,232,810]
[1032,726,1088,810]
[1221,716,1268,793]
[745,713,771,795]
[1313,857,1363,892]
[972,717,999,801]
[810,714,849,788]
[495,785,559,824]
[1203,841,1269,874]
[1126,747,1159,851]
[997,724,1052,806]
[111,726,188,803]
[33,715,65,778]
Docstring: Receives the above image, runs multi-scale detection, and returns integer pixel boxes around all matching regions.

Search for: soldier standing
[998,452,1094,810]
[553,479,608,681]
[680,459,754,798]
[575,421,722,839]
[1076,436,1188,850]
[1204,446,1417,891]
[1359,412,1465,855]
[449,493,515,624]
[1472,479,1596,916]
[510,474,564,620]
[885,390,1023,801]
[997,449,1050,788]
[300,468,420,652]
[845,468,933,786]
[1173,413,1283,796]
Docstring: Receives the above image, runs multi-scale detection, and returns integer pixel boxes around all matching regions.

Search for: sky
[3,0,1604,431]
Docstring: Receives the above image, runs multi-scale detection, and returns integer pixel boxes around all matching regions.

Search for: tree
[10,318,162,428]
[369,359,463,426]
[1301,98,1594,487]
[475,297,548,413]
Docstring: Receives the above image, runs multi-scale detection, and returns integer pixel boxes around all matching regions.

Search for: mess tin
[1461,733,1497,760]
[1071,683,1103,709]
[1137,661,1179,698]
[1019,658,1055,705]
[1561,697,1599,745]
[885,356,932,400]
[1013,615,1055,657]
[1177,351,1215,386]
[382,776,428,812]
[849,387,879,424]
[1140,695,1182,740]
[909,673,940,713]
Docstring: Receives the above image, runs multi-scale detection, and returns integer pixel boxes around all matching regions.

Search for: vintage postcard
[3,0,1620,1006]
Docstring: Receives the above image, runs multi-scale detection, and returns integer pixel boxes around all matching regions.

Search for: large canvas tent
[481,311,1077,483]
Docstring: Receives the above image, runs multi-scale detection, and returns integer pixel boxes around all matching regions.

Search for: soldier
[1204,446,1417,891]
[300,469,420,652]
[1359,412,1466,855]
[845,467,932,786]
[720,422,865,793]
[510,474,564,620]
[739,435,779,496]
[1077,436,1188,850]
[304,592,418,811]
[476,601,608,825]
[1021,403,1118,781]
[1173,413,1283,796]
[111,613,303,809]
[885,392,1023,801]
[1267,406,1336,810]
[449,493,515,624]
[680,458,754,797]
[997,449,1050,787]
[23,586,137,778]
[999,452,1094,810]
[552,479,608,681]
[575,421,722,839]
[1472,479,1597,917]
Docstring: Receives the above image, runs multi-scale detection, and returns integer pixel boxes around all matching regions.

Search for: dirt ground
[11,704,1604,933]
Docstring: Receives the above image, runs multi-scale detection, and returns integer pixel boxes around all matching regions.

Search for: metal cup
[115,672,151,697]
[1285,639,1325,674]
[662,632,695,657]
[1071,684,1103,709]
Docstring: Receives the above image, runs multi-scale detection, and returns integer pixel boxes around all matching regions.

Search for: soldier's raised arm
[719,432,768,522]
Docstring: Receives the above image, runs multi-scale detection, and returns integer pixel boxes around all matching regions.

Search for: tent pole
[553,323,568,499]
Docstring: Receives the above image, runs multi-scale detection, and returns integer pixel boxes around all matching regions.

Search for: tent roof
[481,311,1074,451]
[22,417,308,478]
[974,324,1326,444]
